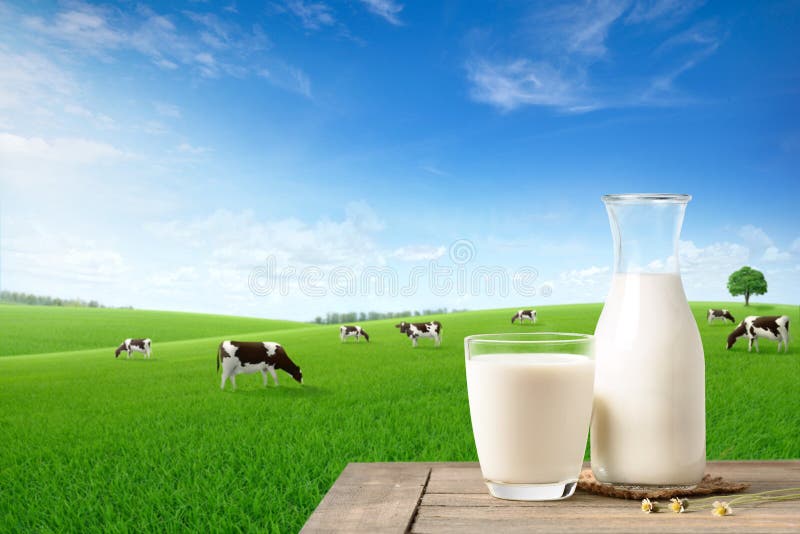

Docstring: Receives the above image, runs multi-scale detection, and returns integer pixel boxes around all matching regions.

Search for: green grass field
[0,305,306,356]
[1,302,797,532]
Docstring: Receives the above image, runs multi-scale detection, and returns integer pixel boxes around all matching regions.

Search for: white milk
[466,353,595,484]
[592,273,705,486]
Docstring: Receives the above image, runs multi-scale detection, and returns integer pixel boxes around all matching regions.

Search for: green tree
[727,266,768,306]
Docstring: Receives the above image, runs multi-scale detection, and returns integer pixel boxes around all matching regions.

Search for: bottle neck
[605,201,686,274]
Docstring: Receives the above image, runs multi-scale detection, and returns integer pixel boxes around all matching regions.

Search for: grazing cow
[115,338,151,359]
[340,325,370,343]
[511,310,537,324]
[395,321,442,348]
[727,316,790,353]
[707,309,735,324]
[217,341,303,390]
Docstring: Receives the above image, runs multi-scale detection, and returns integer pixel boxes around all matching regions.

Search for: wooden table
[301,461,800,533]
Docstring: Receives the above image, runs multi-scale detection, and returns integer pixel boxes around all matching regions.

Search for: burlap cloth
[578,468,750,500]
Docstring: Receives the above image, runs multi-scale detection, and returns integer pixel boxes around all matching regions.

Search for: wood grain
[302,461,800,533]
[300,463,430,533]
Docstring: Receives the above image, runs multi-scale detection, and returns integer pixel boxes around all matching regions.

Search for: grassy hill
[0,304,307,357]
[0,302,797,532]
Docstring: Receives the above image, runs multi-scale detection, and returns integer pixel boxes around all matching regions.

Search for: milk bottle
[591,194,705,488]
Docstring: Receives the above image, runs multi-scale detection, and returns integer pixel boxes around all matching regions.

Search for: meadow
[0,304,307,357]
[1,302,797,532]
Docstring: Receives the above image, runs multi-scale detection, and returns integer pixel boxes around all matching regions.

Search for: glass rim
[464,332,593,345]
[601,193,691,204]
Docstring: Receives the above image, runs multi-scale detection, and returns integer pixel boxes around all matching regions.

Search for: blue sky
[1,0,798,320]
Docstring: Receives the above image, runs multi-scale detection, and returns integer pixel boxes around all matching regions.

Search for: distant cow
[340,325,370,343]
[511,310,537,324]
[217,341,303,390]
[707,309,735,324]
[727,316,790,353]
[115,338,151,359]
[395,321,442,348]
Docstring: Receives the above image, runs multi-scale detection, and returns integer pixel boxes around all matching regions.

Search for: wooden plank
[421,485,799,507]
[425,465,485,494]
[413,461,800,533]
[699,461,800,482]
[303,461,800,533]
[300,463,430,533]
[411,505,799,534]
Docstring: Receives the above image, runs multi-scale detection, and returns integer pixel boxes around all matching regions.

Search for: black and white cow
[115,338,151,359]
[217,341,303,390]
[727,316,790,353]
[340,325,370,343]
[395,321,442,348]
[511,310,537,324]
[707,309,735,324]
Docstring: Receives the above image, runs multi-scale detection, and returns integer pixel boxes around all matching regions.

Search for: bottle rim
[601,193,691,204]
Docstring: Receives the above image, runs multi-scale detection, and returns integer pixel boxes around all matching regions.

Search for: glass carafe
[591,194,705,488]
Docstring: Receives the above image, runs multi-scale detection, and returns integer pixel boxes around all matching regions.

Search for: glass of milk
[465,333,595,501]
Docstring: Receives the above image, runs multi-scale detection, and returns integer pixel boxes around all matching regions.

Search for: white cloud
[176,142,211,154]
[677,239,763,300]
[147,266,200,288]
[559,265,610,286]
[733,224,791,262]
[643,21,721,103]
[15,2,310,97]
[0,49,77,111]
[290,68,312,98]
[192,52,219,77]
[194,52,215,66]
[139,120,169,135]
[0,132,131,165]
[420,165,450,177]
[154,57,179,70]
[64,104,117,129]
[63,103,93,118]
[284,0,336,30]
[761,246,792,263]
[677,238,797,303]
[2,223,129,285]
[184,11,246,50]
[791,238,800,254]
[549,0,629,57]
[146,201,385,269]
[358,0,403,26]
[63,248,127,279]
[133,200,403,314]
[22,5,126,55]
[655,20,720,53]
[0,46,119,132]
[547,265,611,302]
[257,65,313,98]
[738,224,773,250]
[344,200,385,233]
[467,1,714,112]
[626,0,705,25]
[466,59,583,112]
[679,239,749,275]
[132,8,270,77]
[391,245,446,262]
[154,102,181,118]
